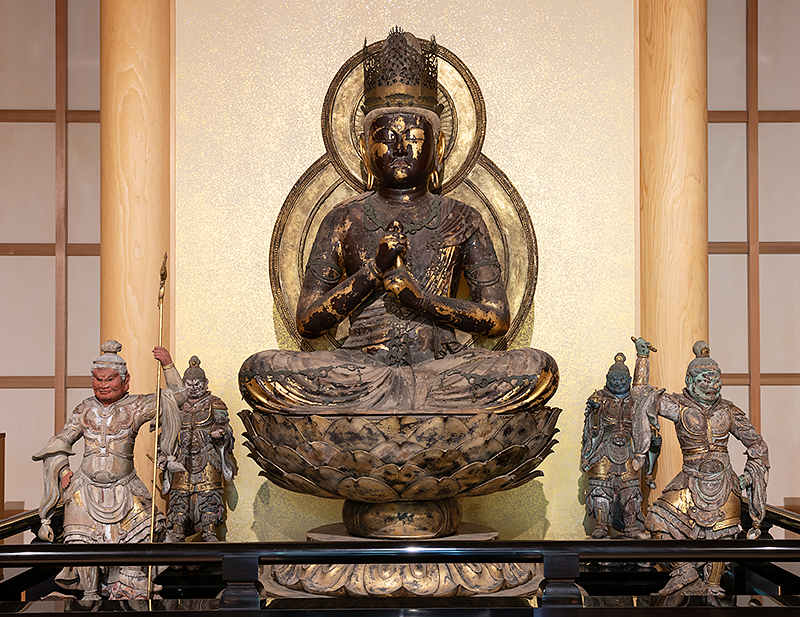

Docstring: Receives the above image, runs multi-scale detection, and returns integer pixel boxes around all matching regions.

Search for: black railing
[2,503,800,613]
[2,539,800,609]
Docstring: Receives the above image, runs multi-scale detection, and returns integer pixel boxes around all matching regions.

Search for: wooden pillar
[100,0,172,500]
[639,0,708,496]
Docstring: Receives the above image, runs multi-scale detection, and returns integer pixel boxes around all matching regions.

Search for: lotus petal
[367,463,427,494]
[503,456,540,483]
[304,465,351,493]
[524,433,550,457]
[368,440,402,464]
[408,448,468,477]
[369,440,424,465]
[328,450,383,476]
[397,463,429,485]
[297,440,339,466]
[238,409,257,437]
[271,445,310,474]
[293,415,332,442]
[479,444,529,477]
[458,437,504,463]
[463,412,500,439]
[461,474,515,497]
[410,416,468,449]
[507,469,544,490]
[538,407,562,435]
[337,476,399,502]
[368,463,401,487]
[451,461,494,492]
[325,417,386,451]
[249,434,275,457]
[374,416,421,443]
[400,476,461,500]
[261,412,306,449]
[246,409,266,437]
[493,412,539,447]
[250,455,285,480]
[282,472,340,498]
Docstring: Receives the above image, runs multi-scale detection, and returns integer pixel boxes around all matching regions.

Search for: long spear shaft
[148,253,168,601]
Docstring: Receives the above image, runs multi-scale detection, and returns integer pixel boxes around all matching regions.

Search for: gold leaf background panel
[175,0,635,541]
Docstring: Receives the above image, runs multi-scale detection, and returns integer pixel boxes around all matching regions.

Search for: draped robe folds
[240,193,558,414]
[32,367,186,598]
[581,387,651,533]
[631,356,770,539]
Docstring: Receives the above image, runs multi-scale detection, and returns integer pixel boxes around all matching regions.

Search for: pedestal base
[259,524,543,598]
[342,498,462,539]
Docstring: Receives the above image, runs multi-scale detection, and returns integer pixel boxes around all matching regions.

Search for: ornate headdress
[607,352,630,377]
[183,355,207,381]
[362,27,442,121]
[686,340,720,377]
[92,340,127,377]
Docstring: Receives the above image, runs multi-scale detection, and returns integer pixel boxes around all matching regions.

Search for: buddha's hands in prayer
[384,266,427,312]
[375,221,407,273]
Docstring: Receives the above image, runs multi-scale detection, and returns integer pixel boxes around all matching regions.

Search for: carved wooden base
[342,498,462,539]
[259,524,543,598]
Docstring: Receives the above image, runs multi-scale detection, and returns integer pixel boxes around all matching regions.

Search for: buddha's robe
[240,193,557,414]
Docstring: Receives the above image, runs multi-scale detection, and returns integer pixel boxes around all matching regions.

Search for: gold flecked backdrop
[175,0,634,541]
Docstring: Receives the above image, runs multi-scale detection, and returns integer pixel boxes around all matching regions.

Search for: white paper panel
[67,0,100,111]
[708,0,746,111]
[0,0,55,109]
[708,123,747,242]
[0,124,55,243]
[709,254,749,374]
[760,255,800,373]
[759,0,800,110]
[67,256,100,376]
[0,257,55,376]
[67,123,101,244]
[759,124,800,242]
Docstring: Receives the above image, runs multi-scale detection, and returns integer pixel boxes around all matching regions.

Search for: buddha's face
[92,367,130,405]
[185,377,209,400]
[606,372,631,396]
[686,369,721,405]
[367,112,436,189]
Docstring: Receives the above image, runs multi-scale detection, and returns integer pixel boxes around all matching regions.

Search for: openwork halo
[322,39,485,194]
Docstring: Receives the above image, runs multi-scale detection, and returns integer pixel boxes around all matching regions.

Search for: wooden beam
[101,0,172,504]
[709,241,800,255]
[759,110,800,123]
[722,373,800,386]
[745,0,761,430]
[639,0,709,497]
[0,376,93,389]
[55,0,68,434]
[0,244,100,256]
[67,110,100,123]
[708,110,747,123]
[0,110,99,123]
[709,242,748,254]
[760,242,800,254]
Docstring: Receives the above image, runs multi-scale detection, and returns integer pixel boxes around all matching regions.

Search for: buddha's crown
[362,27,441,116]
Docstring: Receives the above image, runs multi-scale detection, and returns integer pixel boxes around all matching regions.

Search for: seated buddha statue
[239,28,557,415]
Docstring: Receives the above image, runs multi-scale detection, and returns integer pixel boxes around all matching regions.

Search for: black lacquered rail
[3,503,800,612]
[2,538,800,566]
[2,539,800,610]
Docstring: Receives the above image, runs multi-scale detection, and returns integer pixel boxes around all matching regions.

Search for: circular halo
[321,39,486,194]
